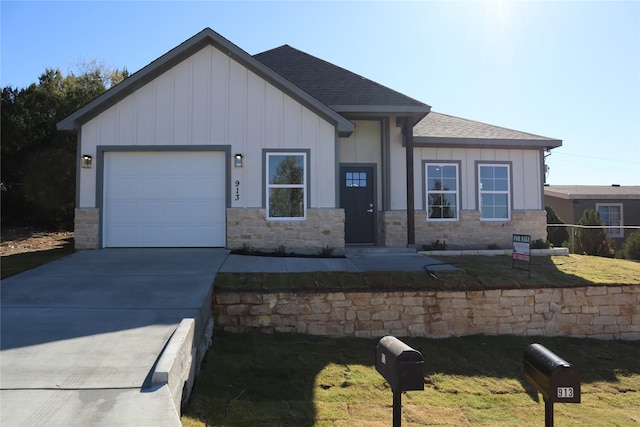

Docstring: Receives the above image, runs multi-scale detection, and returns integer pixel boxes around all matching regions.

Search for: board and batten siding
[338,120,383,210]
[78,45,338,210]
[387,140,544,212]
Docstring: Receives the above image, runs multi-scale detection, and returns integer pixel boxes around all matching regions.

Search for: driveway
[0,248,228,426]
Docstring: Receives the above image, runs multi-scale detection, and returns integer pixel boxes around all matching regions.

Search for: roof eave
[413,136,562,150]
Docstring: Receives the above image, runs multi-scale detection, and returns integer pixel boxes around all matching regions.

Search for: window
[478,164,510,220]
[596,203,623,238]
[426,163,458,220]
[346,172,367,188]
[266,152,307,220]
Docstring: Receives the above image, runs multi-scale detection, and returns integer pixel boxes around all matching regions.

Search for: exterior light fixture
[234,153,243,168]
[81,155,92,169]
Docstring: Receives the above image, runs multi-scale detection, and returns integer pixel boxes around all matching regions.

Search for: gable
[58,28,354,136]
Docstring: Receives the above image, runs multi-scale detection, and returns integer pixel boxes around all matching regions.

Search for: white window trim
[265,151,307,221]
[425,163,459,222]
[596,203,624,238]
[478,163,511,221]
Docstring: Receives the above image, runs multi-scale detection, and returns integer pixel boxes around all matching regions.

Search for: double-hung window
[266,152,307,220]
[478,164,510,220]
[426,163,459,220]
[596,203,623,238]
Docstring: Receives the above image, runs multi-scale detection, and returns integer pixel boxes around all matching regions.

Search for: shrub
[546,205,569,247]
[422,240,447,251]
[531,239,551,249]
[621,231,640,260]
[574,209,615,257]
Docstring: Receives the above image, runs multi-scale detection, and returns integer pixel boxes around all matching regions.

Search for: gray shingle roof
[545,185,640,199]
[413,112,562,149]
[254,45,430,115]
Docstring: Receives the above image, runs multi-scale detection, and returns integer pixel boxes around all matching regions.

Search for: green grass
[181,331,640,426]
[214,255,640,293]
[1,238,75,279]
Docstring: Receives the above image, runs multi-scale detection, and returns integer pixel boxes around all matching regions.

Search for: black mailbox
[376,336,424,392]
[523,343,581,403]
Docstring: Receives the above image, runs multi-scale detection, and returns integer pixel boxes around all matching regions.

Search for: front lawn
[182,332,640,426]
[214,255,640,293]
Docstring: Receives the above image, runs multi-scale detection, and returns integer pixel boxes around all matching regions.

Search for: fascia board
[330,105,432,114]
[413,137,563,150]
[58,28,355,136]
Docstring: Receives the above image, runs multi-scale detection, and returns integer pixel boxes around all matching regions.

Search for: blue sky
[2,1,639,186]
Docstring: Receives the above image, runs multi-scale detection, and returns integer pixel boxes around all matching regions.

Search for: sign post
[512,234,531,277]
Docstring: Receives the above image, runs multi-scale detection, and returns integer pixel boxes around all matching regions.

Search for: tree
[620,231,640,260]
[1,64,128,230]
[545,205,569,247]
[574,209,615,257]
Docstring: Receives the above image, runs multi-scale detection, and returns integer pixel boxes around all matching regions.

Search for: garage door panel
[103,151,226,247]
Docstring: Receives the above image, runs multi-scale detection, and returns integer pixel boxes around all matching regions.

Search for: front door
[340,166,375,244]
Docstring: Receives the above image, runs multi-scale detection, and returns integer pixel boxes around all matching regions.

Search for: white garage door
[103,151,226,247]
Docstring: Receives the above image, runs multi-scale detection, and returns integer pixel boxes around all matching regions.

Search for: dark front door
[340,166,375,244]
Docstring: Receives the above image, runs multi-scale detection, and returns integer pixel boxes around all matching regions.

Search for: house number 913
[235,180,240,201]
[557,387,573,398]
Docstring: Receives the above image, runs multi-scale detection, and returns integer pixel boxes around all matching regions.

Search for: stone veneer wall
[381,210,547,248]
[74,208,100,249]
[214,285,640,340]
[227,208,345,251]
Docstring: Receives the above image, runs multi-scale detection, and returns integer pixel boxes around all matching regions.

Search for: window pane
[480,166,493,179]
[269,155,304,185]
[268,188,304,218]
[442,178,456,191]
[442,166,456,178]
[495,178,509,191]
[481,178,495,191]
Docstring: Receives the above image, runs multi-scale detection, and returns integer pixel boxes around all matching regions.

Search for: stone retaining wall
[214,285,640,340]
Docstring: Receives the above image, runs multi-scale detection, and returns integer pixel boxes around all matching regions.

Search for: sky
[2,0,639,186]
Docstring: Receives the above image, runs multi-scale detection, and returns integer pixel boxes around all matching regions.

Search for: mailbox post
[523,343,581,427]
[376,336,424,427]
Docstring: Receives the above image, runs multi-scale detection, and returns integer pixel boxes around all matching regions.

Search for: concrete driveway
[0,248,228,427]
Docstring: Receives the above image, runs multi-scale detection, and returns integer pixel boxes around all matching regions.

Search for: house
[544,185,640,247]
[58,28,562,251]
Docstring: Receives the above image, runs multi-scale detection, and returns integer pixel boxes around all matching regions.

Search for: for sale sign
[512,234,531,276]
[512,234,531,262]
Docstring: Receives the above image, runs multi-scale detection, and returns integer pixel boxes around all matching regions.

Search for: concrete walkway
[1,248,450,426]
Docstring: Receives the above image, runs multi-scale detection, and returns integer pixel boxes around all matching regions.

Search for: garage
[102,151,226,247]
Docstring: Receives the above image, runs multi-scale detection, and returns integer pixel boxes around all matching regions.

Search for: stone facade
[381,210,547,249]
[214,285,640,340]
[74,208,100,249]
[226,208,345,252]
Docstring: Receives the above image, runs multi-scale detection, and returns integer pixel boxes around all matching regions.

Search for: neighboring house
[545,185,640,247]
[58,28,562,251]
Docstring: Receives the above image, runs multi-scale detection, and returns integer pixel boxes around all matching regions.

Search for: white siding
[413,147,542,211]
[338,120,383,209]
[79,45,337,210]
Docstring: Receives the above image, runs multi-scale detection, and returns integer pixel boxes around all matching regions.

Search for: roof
[413,112,562,149]
[545,185,640,200]
[58,28,355,136]
[254,45,431,121]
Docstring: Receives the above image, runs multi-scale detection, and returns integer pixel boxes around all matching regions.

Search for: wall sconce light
[234,153,243,168]
[81,155,92,169]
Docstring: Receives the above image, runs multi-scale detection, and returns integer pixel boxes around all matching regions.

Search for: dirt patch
[1,228,74,256]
